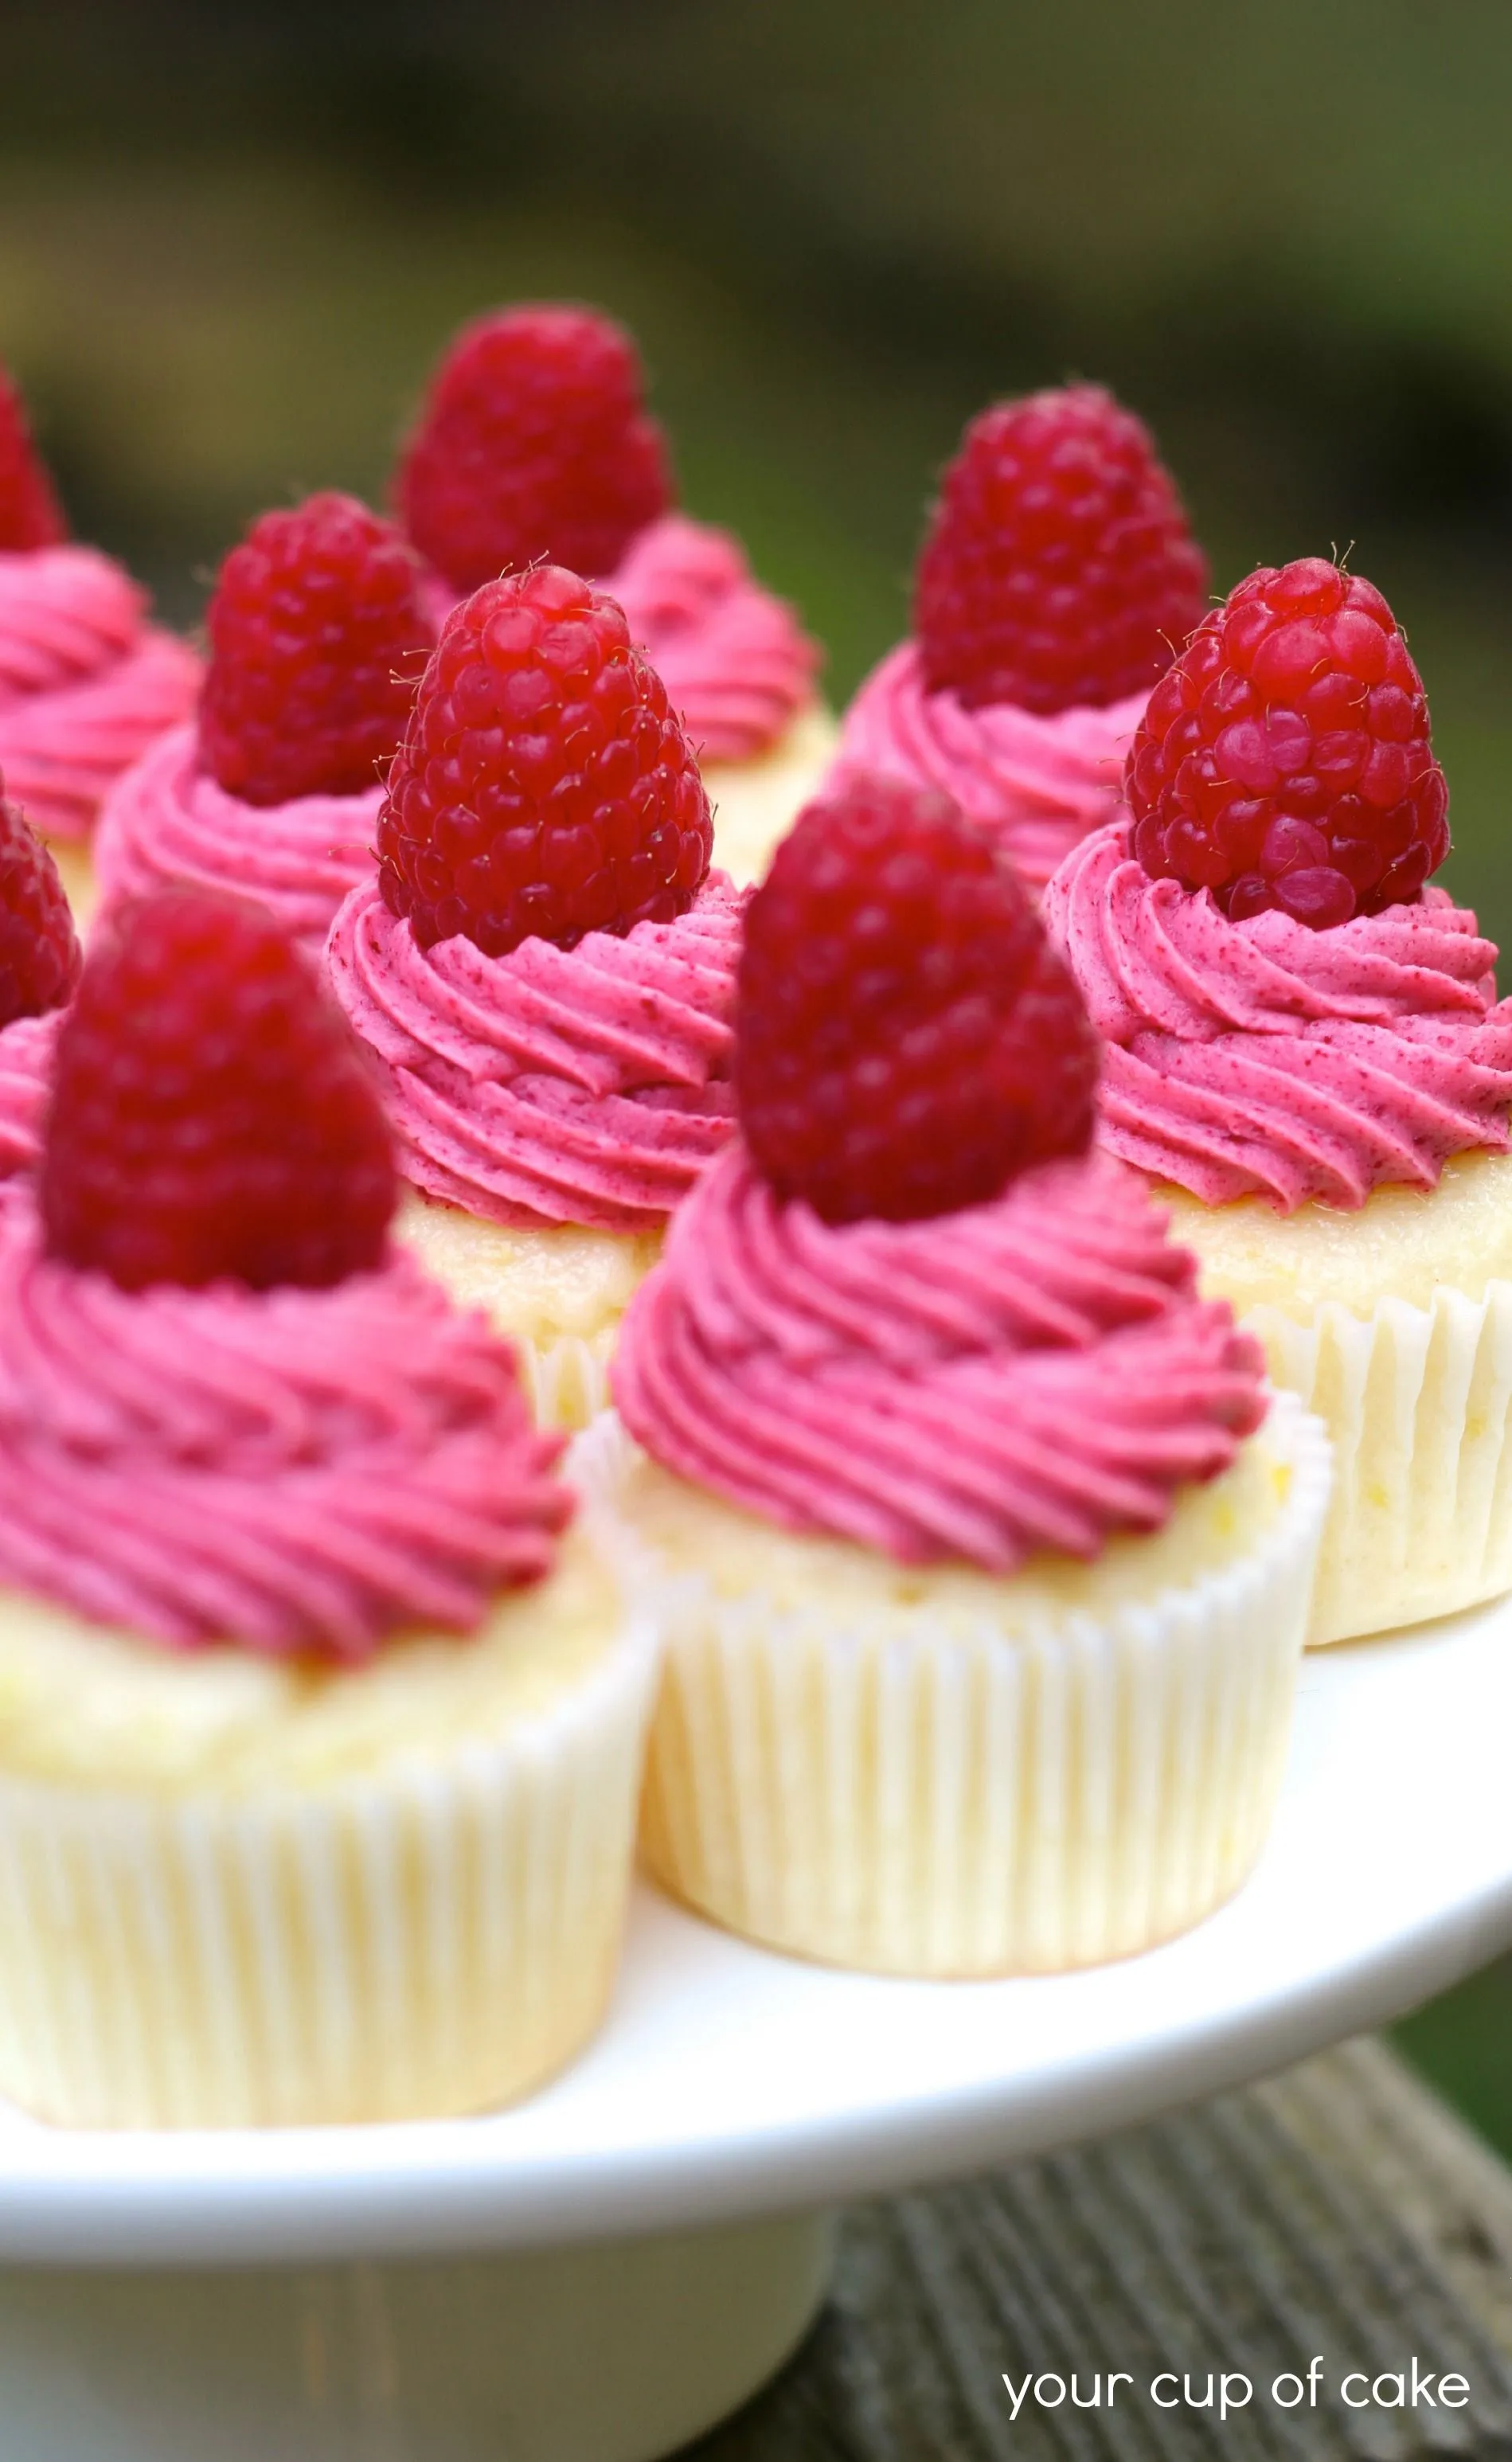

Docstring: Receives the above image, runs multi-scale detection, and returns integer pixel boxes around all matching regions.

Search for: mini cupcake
[326,562,743,1429]
[0,789,80,1202]
[580,778,1330,1977]
[1045,556,1512,1646]
[0,365,200,919]
[826,385,1210,897]
[0,889,654,2128]
[95,492,434,960]
[394,303,830,883]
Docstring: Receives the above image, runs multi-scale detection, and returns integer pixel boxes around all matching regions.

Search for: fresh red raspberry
[396,305,673,595]
[378,564,712,956]
[1126,557,1450,928]
[0,787,80,1030]
[736,775,1099,1225]
[913,383,1209,717]
[0,368,67,554]
[198,492,434,808]
[41,890,395,1293]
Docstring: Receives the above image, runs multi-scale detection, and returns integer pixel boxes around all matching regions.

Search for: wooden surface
[697,2041,1512,2457]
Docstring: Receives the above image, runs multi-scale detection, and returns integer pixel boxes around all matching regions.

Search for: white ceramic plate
[2,1599,1510,2266]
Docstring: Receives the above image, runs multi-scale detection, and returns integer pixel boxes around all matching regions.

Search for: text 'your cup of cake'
[0,890,657,2128]
[393,303,831,884]
[95,491,436,959]
[0,367,201,923]
[326,561,748,1431]
[826,384,1210,897]
[578,775,1332,1978]
[1045,555,1512,1647]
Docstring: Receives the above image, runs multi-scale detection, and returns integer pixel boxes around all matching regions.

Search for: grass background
[2,0,1510,2147]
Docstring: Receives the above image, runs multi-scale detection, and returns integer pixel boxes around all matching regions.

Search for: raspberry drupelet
[736,774,1099,1225]
[1126,557,1449,928]
[0,787,80,1030]
[41,890,394,1293]
[377,563,712,955]
[0,369,67,554]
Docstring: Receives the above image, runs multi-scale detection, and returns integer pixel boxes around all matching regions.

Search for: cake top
[198,491,434,808]
[913,383,1209,718]
[0,783,80,1033]
[1124,555,1448,930]
[41,888,393,1292]
[377,563,712,959]
[0,366,67,555]
[396,303,674,594]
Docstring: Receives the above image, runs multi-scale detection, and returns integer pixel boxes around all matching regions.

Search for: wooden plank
[697,2041,1512,2457]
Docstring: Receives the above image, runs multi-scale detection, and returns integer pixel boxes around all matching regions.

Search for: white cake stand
[2,1596,1510,2462]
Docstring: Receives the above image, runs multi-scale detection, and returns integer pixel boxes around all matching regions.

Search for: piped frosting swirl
[0,1013,55,1186]
[612,1143,1265,1569]
[326,873,743,1231]
[1044,821,1512,1210]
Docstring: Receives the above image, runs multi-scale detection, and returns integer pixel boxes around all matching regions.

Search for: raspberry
[0,368,67,554]
[378,564,712,956]
[1126,557,1450,928]
[397,305,673,594]
[736,775,1099,1225]
[198,492,434,807]
[0,786,80,1030]
[913,383,1209,717]
[41,890,395,1293]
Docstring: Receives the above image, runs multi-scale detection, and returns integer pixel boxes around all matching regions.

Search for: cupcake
[826,385,1210,897]
[580,777,1330,1976]
[0,785,80,1198]
[326,562,743,1429]
[0,889,655,2128]
[95,492,434,961]
[394,303,831,884]
[1045,556,1512,1647]
[0,365,200,920]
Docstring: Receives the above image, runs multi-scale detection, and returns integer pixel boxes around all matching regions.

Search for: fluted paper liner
[0,1615,658,2128]
[1245,1279,1512,1647]
[519,1330,614,1435]
[573,1397,1331,1977]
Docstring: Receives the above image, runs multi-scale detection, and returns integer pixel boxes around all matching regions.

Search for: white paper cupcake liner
[517,1328,615,1434]
[0,1614,658,2128]
[573,1397,1331,1977]
[1246,1279,1512,1647]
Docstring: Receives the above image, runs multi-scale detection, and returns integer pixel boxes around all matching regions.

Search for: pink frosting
[0,1210,571,1658]
[829,643,1144,893]
[0,1013,56,1186]
[1045,822,1512,1210]
[420,514,819,765]
[326,874,743,1231]
[0,548,201,840]
[96,721,384,960]
[613,1143,1266,1570]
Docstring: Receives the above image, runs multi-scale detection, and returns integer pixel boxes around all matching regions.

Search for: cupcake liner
[1245,1279,1512,1647]
[0,1613,658,2128]
[518,1327,615,1435]
[572,1397,1331,1977]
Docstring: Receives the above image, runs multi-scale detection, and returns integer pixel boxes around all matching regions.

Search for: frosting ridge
[0,1014,56,1185]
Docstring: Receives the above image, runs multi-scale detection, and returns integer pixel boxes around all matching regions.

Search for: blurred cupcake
[1045,556,1512,1646]
[826,385,1209,897]
[0,365,200,920]
[95,493,434,960]
[0,783,80,1199]
[326,563,743,1428]
[0,889,654,2128]
[581,777,1329,1977]
[394,304,831,883]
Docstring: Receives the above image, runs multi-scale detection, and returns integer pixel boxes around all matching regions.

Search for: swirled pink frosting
[326,874,744,1231]
[0,1209,570,1657]
[612,1143,1266,1569]
[96,722,383,959]
[1044,822,1512,1210]
[0,1013,56,1188]
[0,548,201,839]
[420,514,819,765]
[829,643,1143,893]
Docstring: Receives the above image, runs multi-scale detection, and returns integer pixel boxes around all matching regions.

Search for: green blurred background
[3,0,1510,2147]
